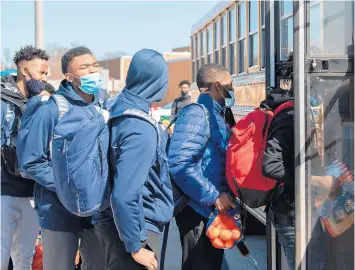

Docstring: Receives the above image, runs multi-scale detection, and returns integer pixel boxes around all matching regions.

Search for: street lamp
[35,0,44,49]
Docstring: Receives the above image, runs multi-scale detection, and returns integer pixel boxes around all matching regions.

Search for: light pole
[35,0,44,49]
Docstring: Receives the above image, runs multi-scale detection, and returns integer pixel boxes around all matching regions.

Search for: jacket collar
[117,88,151,114]
[197,93,224,115]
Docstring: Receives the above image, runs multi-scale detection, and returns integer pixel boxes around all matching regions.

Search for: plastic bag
[206,208,243,249]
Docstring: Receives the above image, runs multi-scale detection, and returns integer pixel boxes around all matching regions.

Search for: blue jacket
[18,80,99,232]
[168,93,231,218]
[94,49,174,253]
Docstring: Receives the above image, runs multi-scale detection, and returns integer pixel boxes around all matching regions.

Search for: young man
[18,46,104,270]
[170,80,191,120]
[1,46,49,270]
[93,49,174,270]
[168,64,236,270]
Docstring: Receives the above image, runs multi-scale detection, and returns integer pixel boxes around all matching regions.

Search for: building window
[201,30,206,66]
[238,1,246,73]
[249,0,258,67]
[261,0,266,69]
[229,7,236,74]
[221,14,227,67]
[214,20,220,64]
[191,37,194,60]
[207,24,213,64]
[195,35,199,60]
[280,0,293,60]
[192,61,195,81]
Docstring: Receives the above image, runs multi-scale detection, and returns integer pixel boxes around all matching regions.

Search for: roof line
[190,0,234,35]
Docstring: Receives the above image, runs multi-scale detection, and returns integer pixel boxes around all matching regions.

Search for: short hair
[179,80,190,87]
[61,46,92,74]
[44,82,55,94]
[196,64,229,89]
[13,45,49,66]
[277,52,293,84]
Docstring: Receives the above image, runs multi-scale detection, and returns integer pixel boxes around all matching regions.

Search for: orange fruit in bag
[219,229,231,241]
[207,226,220,240]
[231,228,241,241]
[224,239,235,249]
[212,238,224,249]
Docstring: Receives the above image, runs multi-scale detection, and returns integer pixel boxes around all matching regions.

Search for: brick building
[98,49,191,106]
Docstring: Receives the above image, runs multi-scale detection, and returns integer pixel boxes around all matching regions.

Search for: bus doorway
[293,1,354,270]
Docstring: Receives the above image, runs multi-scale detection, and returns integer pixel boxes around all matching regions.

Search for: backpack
[49,94,110,217]
[226,101,294,208]
[1,92,28,177]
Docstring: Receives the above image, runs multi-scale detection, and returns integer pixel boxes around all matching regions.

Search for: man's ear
[65,73,74,83]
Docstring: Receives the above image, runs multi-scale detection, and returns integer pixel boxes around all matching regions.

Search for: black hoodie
[1,75,34,197]
[261,88,295,214]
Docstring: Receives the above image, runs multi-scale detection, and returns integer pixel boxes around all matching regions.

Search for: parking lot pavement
[165,218,267,270]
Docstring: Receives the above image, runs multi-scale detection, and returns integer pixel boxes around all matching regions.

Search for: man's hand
[131,248,158,270]
[215,193,237,212]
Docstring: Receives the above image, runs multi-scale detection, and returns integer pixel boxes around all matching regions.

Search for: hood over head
[125,49,168,103]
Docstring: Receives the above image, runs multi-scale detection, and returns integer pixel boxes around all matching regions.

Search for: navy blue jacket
[1,75,34,197]
[94,49,174,253]
[168,93,231,218]
[18,81,99,232]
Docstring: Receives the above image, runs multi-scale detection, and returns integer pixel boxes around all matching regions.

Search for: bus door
[294,1,354,269]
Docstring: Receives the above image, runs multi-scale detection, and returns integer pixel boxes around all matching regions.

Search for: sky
[1,0,219,63]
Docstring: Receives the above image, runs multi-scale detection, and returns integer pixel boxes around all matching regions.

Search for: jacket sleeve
[262,109,294,186]
[168,105,220,206]
[170,100,177,121]
[1,101,8,146]
[18,100,57,192]
[110,117,157,253]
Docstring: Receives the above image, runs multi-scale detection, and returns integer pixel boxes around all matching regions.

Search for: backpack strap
[119,109,161,146]
[273,101,294,116]
[52,94,69,122]
[168,103,210,138]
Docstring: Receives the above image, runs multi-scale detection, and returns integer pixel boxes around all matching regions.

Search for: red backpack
[226,101,294,208]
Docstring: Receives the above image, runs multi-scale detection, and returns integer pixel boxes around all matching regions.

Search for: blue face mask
[75,73,102,95]
[219,88,235,108]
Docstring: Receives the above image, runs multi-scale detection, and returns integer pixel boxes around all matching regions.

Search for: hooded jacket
[18,80,101,232]
[1,75,34,197]
[261,88,294,214]
[94,49,174,253]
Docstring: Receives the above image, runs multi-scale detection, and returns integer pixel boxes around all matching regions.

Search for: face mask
[219,87,235,108]
[73,73,102,95]
[26,78,45,97]
[24,69,45,97]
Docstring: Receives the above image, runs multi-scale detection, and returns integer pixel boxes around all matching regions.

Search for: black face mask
[24,69,45,97]
[181,90,188,97]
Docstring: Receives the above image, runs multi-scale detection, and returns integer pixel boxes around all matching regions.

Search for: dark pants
[175,206,224,270]
[94,222,161,270]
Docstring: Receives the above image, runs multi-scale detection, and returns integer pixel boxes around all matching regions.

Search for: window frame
[214,18,221,64]
[248,0,259,69]
[207,23,213,64]
[221,12,228,68]
[228,6,237,75]
[279,0,293,61]
[238,1,247,74]
[260,0,266,70]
